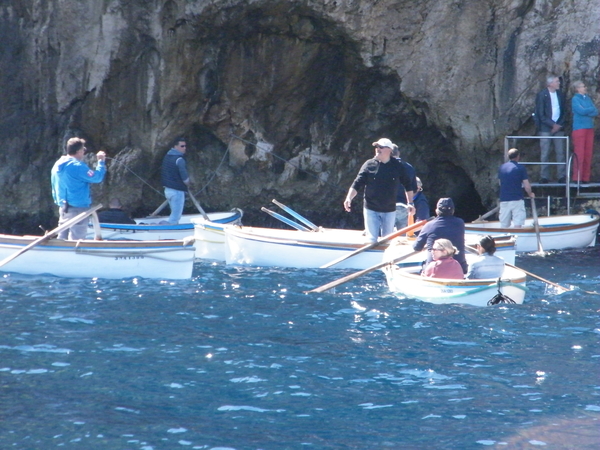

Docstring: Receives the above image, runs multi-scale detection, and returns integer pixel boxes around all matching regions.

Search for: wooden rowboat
[87,209,243,260]
[0,234,195,279]
[383,263,528,307]
[215,225,516,269]
[465,213,599,253]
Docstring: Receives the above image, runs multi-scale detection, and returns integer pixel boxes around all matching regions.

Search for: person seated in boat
[97,198,136,224]
[413,197,468,274]
[466,235,505,279]
[422,239,464,279]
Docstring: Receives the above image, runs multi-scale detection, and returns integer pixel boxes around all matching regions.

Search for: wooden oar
[464,245,599,295]
[307,250,422,294]
[187,191,210,220]
[504,262,598,295]
[530,197,545,255]
[406,211,415,238]
[0,204,103,269]
[261,207,310,231]
[148,200,168,217]
[472,205,499,223]
[272,199,319,231]
[320,218,430,269]
[90,212,103,240]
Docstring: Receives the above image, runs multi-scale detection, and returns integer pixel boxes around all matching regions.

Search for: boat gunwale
[101,210,243,231]
[465,214,599,234]
[225,227,517,253]
[390,266,527,287]
[0,235,195,250]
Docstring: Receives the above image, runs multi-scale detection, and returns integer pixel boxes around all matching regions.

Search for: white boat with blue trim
[465,213,599,253]
[88,209,243,246]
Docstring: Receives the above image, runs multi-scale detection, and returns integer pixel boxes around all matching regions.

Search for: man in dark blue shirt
[413,197,467,274]
[498,148,535,228]
[161,137,190,224]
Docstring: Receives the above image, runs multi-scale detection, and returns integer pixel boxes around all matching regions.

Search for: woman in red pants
[571,81,598,183]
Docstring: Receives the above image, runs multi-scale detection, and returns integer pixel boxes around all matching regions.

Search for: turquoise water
[0,247,599,449]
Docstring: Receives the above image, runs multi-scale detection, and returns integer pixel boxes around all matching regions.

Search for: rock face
[0,0,598,232]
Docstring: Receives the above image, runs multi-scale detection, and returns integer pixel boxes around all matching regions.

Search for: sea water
[0,246,598,449]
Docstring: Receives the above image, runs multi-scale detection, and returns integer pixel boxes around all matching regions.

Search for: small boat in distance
[465,213,599,253]
[0,234,196,279]
[88,209,243,244]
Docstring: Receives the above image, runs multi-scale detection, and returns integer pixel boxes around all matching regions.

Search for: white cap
[372,138,394,149]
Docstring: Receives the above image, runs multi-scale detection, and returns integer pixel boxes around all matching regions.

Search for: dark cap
[436,197,455,213]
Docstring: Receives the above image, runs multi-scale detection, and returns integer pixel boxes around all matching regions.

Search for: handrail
[504,135,571,214]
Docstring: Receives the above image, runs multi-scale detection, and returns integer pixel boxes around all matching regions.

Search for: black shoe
[539,178,549,184]
[557,177,566,184]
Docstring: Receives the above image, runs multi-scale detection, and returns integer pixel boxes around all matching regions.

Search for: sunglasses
[432,247,444,251]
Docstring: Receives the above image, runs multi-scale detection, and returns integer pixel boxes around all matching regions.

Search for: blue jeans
[395,203,409,230]
[364,208,396,243]
[164,188,186,224]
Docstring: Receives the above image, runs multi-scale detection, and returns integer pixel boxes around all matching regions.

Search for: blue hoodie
[51,156,106,208]
[572,93,598,131]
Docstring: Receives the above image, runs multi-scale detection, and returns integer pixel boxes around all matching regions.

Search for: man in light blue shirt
[51,137,106,239]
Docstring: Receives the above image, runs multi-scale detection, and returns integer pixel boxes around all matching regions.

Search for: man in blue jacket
[51,137,106,239]
[413,197,467,274]
[161,137,190,224]
[534,75,566,183]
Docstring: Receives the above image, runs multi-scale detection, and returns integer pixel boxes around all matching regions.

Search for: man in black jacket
[534,75,566,183]
[344,138,414,243]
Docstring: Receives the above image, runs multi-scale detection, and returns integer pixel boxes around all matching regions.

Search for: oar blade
[530,197,545,256]
[307,250,421,294]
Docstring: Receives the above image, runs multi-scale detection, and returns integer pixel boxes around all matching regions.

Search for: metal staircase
[504,135,600,214]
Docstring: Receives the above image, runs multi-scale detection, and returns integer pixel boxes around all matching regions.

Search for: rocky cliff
[1,0,598,232]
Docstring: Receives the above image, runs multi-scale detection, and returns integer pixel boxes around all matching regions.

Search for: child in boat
[465,235,505,279]
[422,238,464,279]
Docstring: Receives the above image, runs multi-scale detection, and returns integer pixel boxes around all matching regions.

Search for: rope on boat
[106,136,234,198]
[488,280,518,306]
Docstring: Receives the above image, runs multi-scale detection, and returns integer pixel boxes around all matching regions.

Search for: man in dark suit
[534,75,566,183]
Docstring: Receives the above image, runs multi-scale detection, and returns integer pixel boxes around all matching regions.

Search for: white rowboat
[465,214,599,252]
[384,264,527,307]
[89,209,242,241]
[0,234,195,279]
[218,225,516,269]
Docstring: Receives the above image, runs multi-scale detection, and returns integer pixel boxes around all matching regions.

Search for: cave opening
[181,5,486,224]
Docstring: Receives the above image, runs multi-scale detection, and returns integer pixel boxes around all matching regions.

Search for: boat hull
[0,235,195,279]
[384,264,527,307]
[465,214,599,252]
[191,218,233,261]
[221,226,516,269]
[88,210,242,258]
